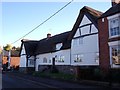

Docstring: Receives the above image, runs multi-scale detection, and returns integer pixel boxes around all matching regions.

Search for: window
[73,38,83,46]
[43,57,47,63]
[109,17,120,37]
[49,58,52,63]
[58,56,64,62]
[95,53,99,63]
[111,45,120,65]
[74,54,83,62]
[29,59,34,65]
[56,43,62,50]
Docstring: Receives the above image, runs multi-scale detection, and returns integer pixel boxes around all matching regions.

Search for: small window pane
[111,45,120,65]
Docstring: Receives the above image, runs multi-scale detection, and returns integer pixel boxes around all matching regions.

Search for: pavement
[3,71,120,89]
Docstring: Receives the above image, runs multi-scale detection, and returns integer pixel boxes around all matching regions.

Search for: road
[2,73,48,89]
[2,72,119,90]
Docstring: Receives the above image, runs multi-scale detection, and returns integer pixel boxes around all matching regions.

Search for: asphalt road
[2,72,119,90]
[2,73,47,89]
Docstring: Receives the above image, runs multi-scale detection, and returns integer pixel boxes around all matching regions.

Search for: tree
[12,46,16,50]
[4,44,12,51]
[16,47,20,52]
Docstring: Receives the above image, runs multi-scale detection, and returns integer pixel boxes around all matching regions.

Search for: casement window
[95,52,99,63]
[58,55,64,62]
[74,54,83,62]
[73,38,83,46]
[109,17,120,37]
[111,45,120,65]
[29,59,34,65]
[43,57,47,63]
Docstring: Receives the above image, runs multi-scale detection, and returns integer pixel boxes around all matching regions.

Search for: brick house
[98,1,120,73]
[2,50,20,70]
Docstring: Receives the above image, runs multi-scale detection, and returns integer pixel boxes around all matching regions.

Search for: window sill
[109,35,120,39]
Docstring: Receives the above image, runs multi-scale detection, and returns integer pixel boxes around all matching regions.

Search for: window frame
[29,59,34,65]
[58,55,65,63]
[111,45,120,65]
[74,54,83,63]
[109,16,120,38]
[56,43,62,50]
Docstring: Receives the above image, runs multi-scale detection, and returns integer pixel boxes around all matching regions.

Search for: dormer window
[56,43,62,50]
[109,17,120,38]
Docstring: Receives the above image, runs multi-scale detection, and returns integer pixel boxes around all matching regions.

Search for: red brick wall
[10,57,20,67]
[98,17,110,73]
[2,56,20,68]
[2,57,8,64]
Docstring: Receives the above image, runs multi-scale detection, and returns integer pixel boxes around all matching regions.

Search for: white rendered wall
[71,15,99,66]
[20,44,27,67]
[35,53,53,71]
[53,49,71,65]
[80,15,91,26]
[71,34,99,66]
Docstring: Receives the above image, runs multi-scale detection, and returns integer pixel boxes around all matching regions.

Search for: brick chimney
[47,33,51,38]
[111,0,120,6]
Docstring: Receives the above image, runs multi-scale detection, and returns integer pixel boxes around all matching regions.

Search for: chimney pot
[111,0,120,6]
[47,33,51,38]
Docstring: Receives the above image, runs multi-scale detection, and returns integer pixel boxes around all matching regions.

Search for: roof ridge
[82,6,103,17]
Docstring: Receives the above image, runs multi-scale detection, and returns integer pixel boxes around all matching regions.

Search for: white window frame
[108,14,120,38]
[58,55,64,63]
[111,45,120,65]
[74,54,83,62]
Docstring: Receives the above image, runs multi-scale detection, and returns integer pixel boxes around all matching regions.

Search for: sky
[1,0,112,47]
